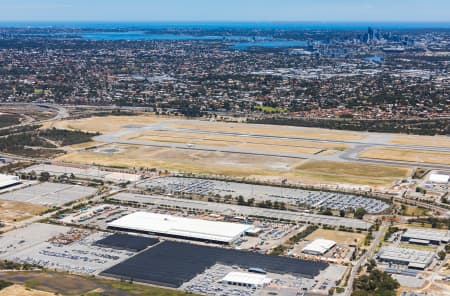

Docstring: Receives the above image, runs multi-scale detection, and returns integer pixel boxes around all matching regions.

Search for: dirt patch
[0,201,48,229]
[57,144,302,177]
[295,160,411,186]
[360,147,450,165]
[0,285,55,296]
[305,229,366,246]
[43,115,168,133]
[391,135,450,149]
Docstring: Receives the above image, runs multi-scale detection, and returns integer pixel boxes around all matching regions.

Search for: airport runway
[93,119,450,170]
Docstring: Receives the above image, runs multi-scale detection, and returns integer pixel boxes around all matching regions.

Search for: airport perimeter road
[0,103,69,132]
[345,224,386,296]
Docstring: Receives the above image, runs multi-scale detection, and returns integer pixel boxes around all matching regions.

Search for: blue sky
[0,0,449,22]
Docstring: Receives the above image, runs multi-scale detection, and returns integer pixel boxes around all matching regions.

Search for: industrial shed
[401,228,450,245]
[302,239,336,255]
[377,246,435,270]
[221,272,272,288]
[0,174,20,190]
[107,212,254,244]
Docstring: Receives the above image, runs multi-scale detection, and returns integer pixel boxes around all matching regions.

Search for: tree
[352,269,399,296]
[339,209,346,217]
[354,208,367,219]
[38,171,50,182]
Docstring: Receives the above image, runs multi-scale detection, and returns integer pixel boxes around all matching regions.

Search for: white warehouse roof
[403,228,450,244]
[221,272,272,287]
[108,212,254,244]
[0,174,20,189]
[429,173,449,184]
[302,239,336,255]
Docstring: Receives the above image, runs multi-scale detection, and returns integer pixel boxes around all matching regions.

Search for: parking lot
[181,263,315,296]
[141,177,389,213]
[21,164,141,183]
[0,182,97,206]
[0,223,135,275]
[109,192,372,229]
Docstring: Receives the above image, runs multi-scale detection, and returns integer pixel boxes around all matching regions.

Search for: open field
[44,115,169,133]
[0,271,197,296]
[391,135,450,148]
[295,160,411,186]
[66,141,103,151]
[360,147,450,165]
[305,228,366,246]
[0,285,55,296]
[133,135,323,155]
[57,144,409,187]
[401,205,429,216]
[0,200,47,227]
[168,121,366,141]
[57,144,301,177]
[125,130,348,151]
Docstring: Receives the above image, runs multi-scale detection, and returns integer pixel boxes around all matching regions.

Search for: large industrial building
[401,228,450,245]
[0,174,20,190]
[107,212,254,244]
[302,239,336,255]
[428,173,449,184]
[377,246,435,270]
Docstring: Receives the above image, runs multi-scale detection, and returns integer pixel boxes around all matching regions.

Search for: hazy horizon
[0,0,449,23]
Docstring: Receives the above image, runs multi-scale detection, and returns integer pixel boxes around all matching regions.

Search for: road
[345,223,387,296]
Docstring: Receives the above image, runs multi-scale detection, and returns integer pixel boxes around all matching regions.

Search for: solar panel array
[101,241,329,287]
[95,233,159,252]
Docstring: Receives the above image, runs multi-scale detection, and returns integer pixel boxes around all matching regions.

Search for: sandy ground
[0,285,55,296]
[294,160,411,186]
[304,229,366,246]
[360,147,450,165]
[168,121,366,141]
[391,135,450,149]
[57,144,302,177]
[58,144,408,187]
[43,115,169,133]
[0,200,47,229]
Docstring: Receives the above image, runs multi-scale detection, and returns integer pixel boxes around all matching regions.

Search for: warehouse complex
[107,212,255,244]
[302,239,336,255]
[401,228,450,245]
[377,246,435,270]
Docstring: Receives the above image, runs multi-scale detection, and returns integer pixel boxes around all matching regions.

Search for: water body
[364,55,384,63]
[80,31,309,49]
[80,31,253,41]
[232,40,308,50]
